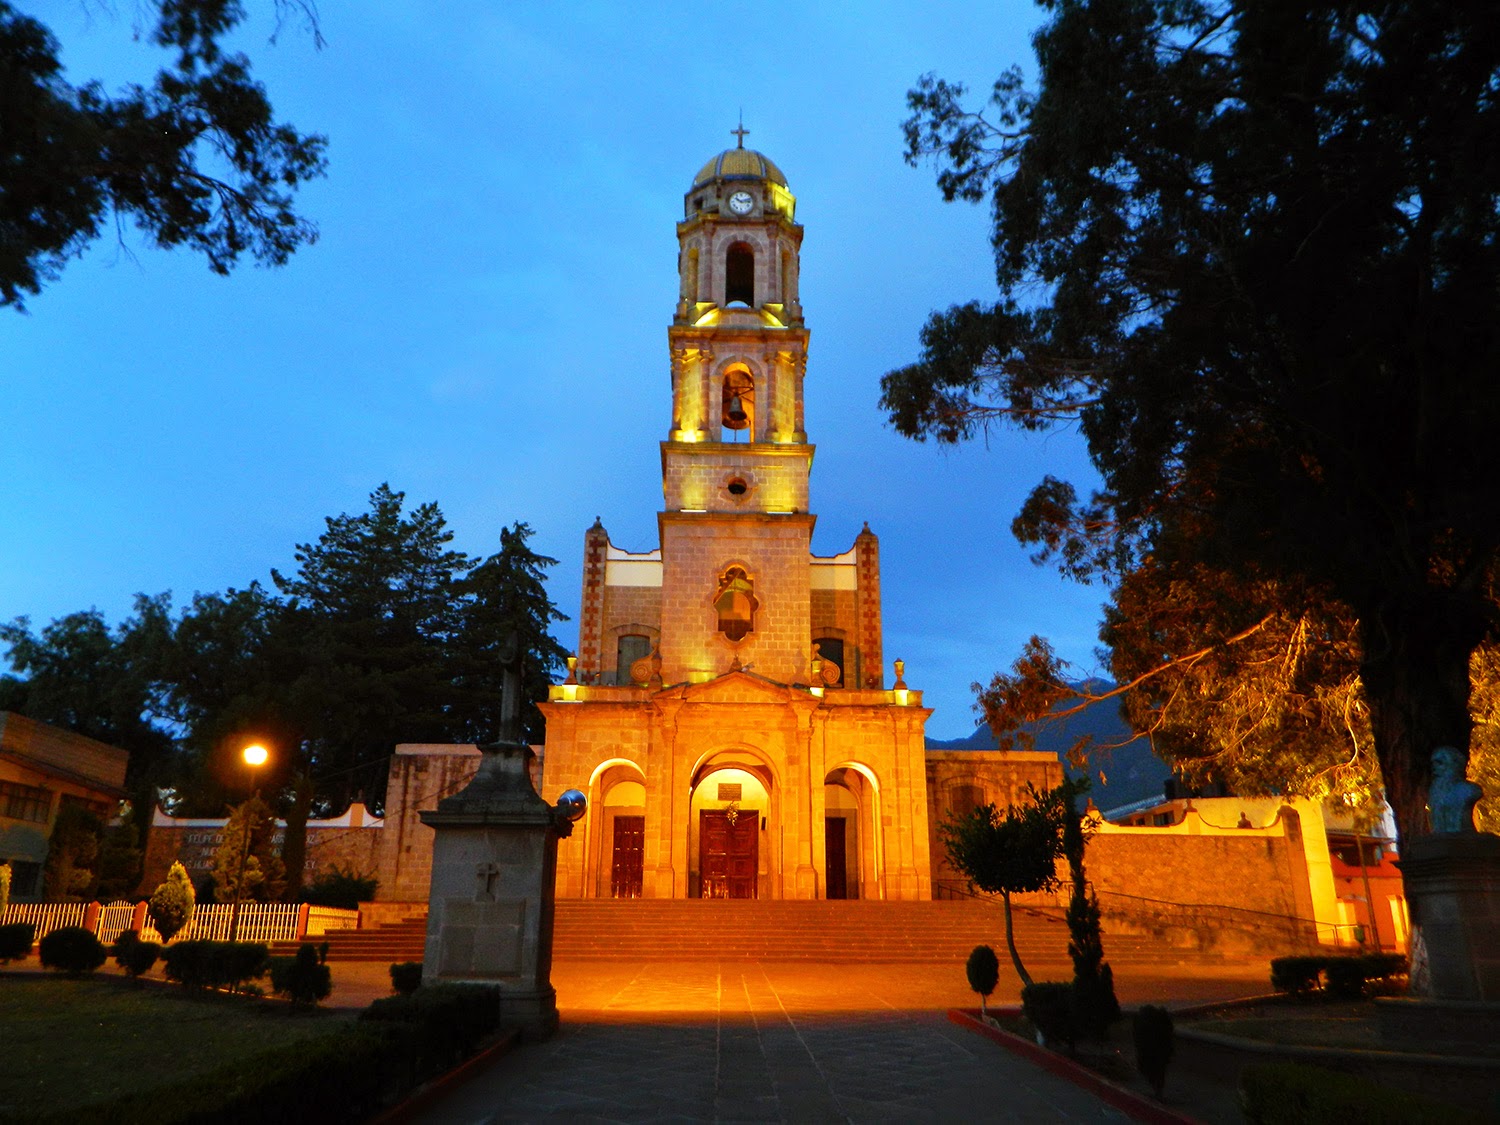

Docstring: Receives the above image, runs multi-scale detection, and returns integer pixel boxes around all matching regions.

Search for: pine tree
[211,794,285,904]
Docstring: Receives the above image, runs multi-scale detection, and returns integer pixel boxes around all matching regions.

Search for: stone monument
[420,636,586,1037]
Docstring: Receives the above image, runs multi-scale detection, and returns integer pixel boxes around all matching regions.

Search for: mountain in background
[925,684,1174,813]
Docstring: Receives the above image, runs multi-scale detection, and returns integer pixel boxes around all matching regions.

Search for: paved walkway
[399,960,1269,1123]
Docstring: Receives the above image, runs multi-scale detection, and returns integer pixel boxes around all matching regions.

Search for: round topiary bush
[38,925,107,974]
[389,961,423,996]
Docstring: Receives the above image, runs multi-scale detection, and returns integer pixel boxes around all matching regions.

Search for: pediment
[668,670,806,706]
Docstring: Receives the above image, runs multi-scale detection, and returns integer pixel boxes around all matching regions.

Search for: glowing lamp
[242,744,269,767]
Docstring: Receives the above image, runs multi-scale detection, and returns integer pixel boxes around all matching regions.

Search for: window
[813,637,845,687]
[714,567,757,642]
[725,242,755,305]
[3,860,40,898]
[616,634,652,685]
[1,782,52,824]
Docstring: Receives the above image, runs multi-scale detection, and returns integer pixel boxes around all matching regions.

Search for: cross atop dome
[731,118,750,149]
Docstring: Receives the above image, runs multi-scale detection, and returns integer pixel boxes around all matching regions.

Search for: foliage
[301,864,378,910]
[359,984,502,1071]
[941,784,1065,989]
[1270,954,1409,998]
[964,945,1000,1018]
[1059,777,1117,1039]
[162,940,269,992]
[1239,1061,1457,1123]
[267,943,331,1006]
[0,600,178,795]
[1132,1005,1175,1099]
[456,522,571,744]
[277,773,314,900]
[96,818,145,902]
[388,961,423,996]
[211,793,285,904]
[148,861,196,942]
[0,0,327,310]
[886,1,1500,850]
[42,802,103,900]
[1020,981,1075,1050]
[0,861,9,917]
[38,925,106,974]
[112,930,162,979]
[0,922,34,963]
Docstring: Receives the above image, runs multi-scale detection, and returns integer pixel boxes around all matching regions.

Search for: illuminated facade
[538,139,934,900]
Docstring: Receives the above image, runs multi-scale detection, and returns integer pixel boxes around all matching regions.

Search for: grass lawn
[0,973,348,1120]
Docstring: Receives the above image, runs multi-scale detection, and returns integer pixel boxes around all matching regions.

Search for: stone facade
[536,141,936,900]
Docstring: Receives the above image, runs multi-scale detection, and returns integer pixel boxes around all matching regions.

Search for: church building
[537,137,935,901]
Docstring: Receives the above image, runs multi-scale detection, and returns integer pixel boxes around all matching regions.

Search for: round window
[726,478,748,497]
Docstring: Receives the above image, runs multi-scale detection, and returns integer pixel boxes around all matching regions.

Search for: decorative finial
[731,113,749,149]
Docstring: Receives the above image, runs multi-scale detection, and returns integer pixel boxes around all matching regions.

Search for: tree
[41,802,103,900]
[272,483,476,811]
[885,2,1500,850]
[211,793,284,904]
[455,522,571,745]
[966,944,1001,1020]
[0,0,326,310]
[147,860,196,942]
[1060,780,1117,1038]
[940,782,1069,988]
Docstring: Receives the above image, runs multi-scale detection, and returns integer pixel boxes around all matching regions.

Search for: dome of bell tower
[691,147,788,190]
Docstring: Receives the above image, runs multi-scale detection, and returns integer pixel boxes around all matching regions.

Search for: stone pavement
[401,960,1270,1123]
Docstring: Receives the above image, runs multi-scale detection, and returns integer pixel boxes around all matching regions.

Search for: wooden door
[825,816,848,899]
[611,815,644,898]
[700,810,758,898]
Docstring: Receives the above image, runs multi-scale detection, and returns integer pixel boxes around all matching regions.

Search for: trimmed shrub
[1324,957,1368,999]
[1021,981,1075,1049]
[1132,1005,1174,1098]
[162,940,269,992]
[0,921,35,963]
[38,925,106,974]
[361,984,501,1071]
[1270,956,1324,994]
[112,929,161,979]
[148,860,196,942]
[269,943,333,1006]
[1072,962,1120,1040]
[302,864,379,910]
[1240,1061,1457,1123]
[389,961,424,996]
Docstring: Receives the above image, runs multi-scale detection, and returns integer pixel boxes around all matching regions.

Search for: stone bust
[1428,745,1483,834]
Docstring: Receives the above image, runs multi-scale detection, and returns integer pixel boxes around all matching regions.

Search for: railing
[3,901,320,945]
[0,902,88,939]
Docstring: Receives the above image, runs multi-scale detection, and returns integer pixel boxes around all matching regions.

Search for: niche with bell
[714,566,758,643]
[721,367,754,440]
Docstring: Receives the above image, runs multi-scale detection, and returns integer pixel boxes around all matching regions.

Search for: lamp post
[227,743,269,943]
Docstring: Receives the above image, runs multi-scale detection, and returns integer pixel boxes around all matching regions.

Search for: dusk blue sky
[3,3,1105,740]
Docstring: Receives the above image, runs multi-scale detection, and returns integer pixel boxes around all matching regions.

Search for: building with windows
[0,712,129,900]
[531,138,942,901]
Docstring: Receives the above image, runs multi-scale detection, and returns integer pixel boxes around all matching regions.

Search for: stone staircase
[277,898,1230,965]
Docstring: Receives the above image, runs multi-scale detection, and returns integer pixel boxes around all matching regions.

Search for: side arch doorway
[824,765,883,900]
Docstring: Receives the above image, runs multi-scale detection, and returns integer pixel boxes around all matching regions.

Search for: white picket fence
[2,901,360,945]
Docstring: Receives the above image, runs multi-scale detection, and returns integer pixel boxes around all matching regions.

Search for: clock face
[728,191,754,215]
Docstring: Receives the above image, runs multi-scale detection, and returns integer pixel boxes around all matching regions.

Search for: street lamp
[228,743,269,942]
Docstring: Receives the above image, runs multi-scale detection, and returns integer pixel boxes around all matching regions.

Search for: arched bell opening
[586,759,647,898]
[725,241,755,306]
[721,366,755,441]
[688,750,776,898]
[825,763,884,900]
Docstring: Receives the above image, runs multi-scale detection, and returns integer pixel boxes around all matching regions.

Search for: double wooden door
[699,810,758,898]
[611,815,644,898]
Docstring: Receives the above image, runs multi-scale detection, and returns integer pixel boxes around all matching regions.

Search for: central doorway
[699,809,758,898]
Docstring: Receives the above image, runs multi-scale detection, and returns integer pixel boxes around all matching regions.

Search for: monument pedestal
[420,739,567,1040]
[1400,833,1500,1001]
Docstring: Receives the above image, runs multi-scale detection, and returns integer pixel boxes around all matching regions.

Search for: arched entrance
[824,764,884,900]
[688,748,777,898]
[587,759,647,898]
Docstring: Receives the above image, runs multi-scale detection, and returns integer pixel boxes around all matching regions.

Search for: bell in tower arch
[721,368,754,437]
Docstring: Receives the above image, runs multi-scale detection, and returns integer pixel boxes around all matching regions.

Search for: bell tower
[658,128,815,685]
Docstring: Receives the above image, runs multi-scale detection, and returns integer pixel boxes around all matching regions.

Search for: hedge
[38,926,106,974]
[1240,1061,1458,1123]
[161,941,269,993]
[0,922,34,963]
[1269,954,1409,998]
[360,983,502,1073]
